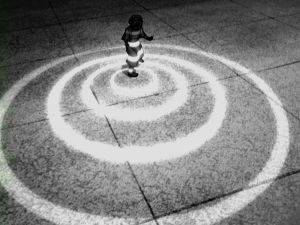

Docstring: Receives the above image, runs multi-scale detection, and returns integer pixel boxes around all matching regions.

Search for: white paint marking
[109,68,159,98]
[81,59,189,122]
[48,53,225,162]
[0,45,289,225]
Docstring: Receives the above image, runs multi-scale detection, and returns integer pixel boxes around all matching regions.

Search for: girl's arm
[141,28,153,41]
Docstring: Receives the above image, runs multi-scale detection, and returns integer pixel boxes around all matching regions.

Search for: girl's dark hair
[128,15,143,30]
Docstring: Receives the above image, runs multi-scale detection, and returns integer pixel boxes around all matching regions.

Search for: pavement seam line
[230,0,300,33]
[232,70,300,122]
[130,0,179,33]
[229,0,275,19]
[104,116,122,148]
[126,162,160,225]
[2,1,299,35]
[273,17,300,32]
[48,1,80,62]
[247,60,300,74]
[151,167,300,220]
[1,74,238,131]
[88,84,122,147]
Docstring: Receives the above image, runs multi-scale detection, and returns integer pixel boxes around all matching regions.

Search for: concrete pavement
[0,0,299,224]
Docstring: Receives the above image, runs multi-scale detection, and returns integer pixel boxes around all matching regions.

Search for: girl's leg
[126,45,140,77]
[127,66,138,77]
[128,67,134,73]
[139,47,145,63]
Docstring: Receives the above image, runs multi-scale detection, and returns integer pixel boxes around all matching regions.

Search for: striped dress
[122,27,150,67]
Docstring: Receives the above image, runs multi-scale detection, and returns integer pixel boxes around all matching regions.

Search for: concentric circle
[109,68,159,98]
[48,53,226,163]
[80,59,190,122]
[0,45,289,225]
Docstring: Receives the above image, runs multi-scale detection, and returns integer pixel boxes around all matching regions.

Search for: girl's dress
[122,27,151,67]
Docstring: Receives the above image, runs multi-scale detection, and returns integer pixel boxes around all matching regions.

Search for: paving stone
[276,13,300,30]
[187,19,300,72]
[151,0,265,34]
[232,0,300,17]
[0,3,57,32]
[0,25,73,67]
[50,0,143,23]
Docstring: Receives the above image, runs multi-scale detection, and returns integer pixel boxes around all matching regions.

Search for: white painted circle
[48,54,225,163]
[109,68,159,98]
[0,45,289,225]
[80,59,190,122]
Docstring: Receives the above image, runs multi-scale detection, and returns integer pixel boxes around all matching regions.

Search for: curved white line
[109,68,159,98]
[0,54,133,225]
[48,54,225,162]
[0,45,289,225]
[81,59,189,122]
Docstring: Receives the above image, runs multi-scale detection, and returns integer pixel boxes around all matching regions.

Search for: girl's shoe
[128,71,139,77]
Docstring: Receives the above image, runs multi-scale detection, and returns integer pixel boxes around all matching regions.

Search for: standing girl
[122,15,153,77]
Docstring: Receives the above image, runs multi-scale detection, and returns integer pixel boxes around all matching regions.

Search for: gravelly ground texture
[0,0,299,225]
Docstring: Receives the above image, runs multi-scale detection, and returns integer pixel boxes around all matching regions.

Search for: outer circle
[0,45,289,225]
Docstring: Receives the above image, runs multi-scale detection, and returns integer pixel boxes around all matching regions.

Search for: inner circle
[109,68,159,98]
[49,53,226,163]
[81,59,189,122]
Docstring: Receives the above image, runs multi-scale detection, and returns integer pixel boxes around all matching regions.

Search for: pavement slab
[231,0,300,17]
[241,62,300,119]
[237,62,300,177]
[0,25,73,67]
[1,57,82,129]
[0,0,50,10]
[187,19,300,72]
[134,0,206,10]
[0,60,47,98]
[151,0,266,34]
[276,12,300,30]
[50,0,144,23]
[0,3,57,32]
